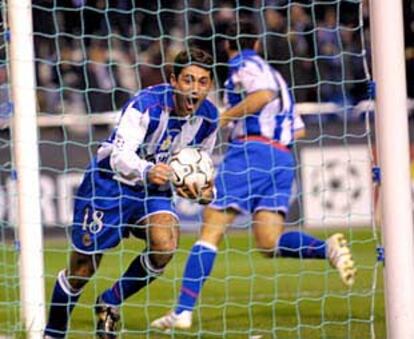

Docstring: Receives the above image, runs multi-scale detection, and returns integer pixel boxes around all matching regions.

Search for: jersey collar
[165,84,175,111]
[228,49,258,67]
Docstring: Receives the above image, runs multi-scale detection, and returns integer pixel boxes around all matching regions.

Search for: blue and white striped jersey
[224,49,296,145]
[96,84,218,186]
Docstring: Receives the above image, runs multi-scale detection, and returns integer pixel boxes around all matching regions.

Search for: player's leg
[252,210,284,257]
[95,212,179,335]
[252,210,327,258]
[151,206,238,330]
[44,251,102,338]
[251,143,327,259]
[252,210,356,286]
[99,212,179,306]
[152,142,245,330]
[45,167,110,338]
[175,207,237,313]
[250,142,356,286]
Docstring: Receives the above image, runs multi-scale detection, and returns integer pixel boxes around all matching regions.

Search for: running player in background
[44,48,218,338]
[151,20,356,331]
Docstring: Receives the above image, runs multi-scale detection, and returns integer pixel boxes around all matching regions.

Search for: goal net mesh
[0,1,383,337]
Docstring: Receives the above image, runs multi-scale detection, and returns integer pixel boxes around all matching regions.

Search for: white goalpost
[370,0,414,337]
[8,0,45,337]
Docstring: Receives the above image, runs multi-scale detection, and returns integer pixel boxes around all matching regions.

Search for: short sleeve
[235,60,278,94]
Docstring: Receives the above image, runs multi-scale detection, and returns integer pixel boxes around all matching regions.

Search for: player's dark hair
[226,20,259,51]
[173,48,213,79]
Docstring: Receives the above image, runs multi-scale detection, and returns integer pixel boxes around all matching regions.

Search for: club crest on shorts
[82,233,92,247]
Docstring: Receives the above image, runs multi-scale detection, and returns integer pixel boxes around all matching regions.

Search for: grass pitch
[1,228,384,338]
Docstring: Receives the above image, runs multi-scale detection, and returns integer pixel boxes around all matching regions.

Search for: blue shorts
[210,138,295,215]
[71,161,177,254]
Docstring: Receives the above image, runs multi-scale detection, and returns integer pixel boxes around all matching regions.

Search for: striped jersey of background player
[44,48,218,338]
[151,20,357,331]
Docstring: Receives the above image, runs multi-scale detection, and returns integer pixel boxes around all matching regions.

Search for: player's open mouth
[185,96,199,111]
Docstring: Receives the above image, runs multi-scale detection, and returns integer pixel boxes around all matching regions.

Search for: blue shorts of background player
[210,137,294,215]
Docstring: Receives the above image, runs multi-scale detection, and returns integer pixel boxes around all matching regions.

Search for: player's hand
[176,180,214,205]
[219,114,232,128]
[198,180,215,205]
[176,184,198,200]
[147,163,173,186]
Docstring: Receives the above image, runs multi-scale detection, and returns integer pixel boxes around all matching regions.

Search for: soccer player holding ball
[44,48,218,338]
[151,21,357,331]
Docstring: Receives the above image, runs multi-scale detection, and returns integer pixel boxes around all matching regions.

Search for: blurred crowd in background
[0,0,413,123]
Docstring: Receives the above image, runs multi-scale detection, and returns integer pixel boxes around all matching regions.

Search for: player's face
[171,65,212,116]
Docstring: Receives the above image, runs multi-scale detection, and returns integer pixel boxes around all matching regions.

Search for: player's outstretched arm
[220,89,276,127]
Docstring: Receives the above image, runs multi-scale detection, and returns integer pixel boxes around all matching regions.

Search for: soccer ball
[168,147,214,189]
